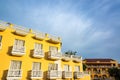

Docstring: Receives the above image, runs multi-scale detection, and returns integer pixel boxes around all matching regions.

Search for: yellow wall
[0,22,91,80]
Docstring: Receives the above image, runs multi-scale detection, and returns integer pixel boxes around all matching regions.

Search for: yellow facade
[0,21,91,80]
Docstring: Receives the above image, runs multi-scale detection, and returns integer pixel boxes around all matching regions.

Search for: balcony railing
[74,72,84,79]
[33,49,44,58]
[11,45,25,56]
[7,69,22,79]
[48,51,61,60]
[87,65,112,68]
[62,71,72,78]
[72,55,82,62]
[33,31,45,40]
[47,35,61,44]
[47,70,62,79]
[31,70,43,79]
[0,20,9,31]
[14,25,29,36]
[62,54,71,61]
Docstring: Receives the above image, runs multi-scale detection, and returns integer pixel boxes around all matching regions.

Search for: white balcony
[7,69,22,79]
[72,55,82,62]
[48,51,61,60]
[47,35,61,44]
[33,32,45,40]
[62,54,71,61]
[33,49,44,58]
[62,71,72,79]
[11,45,25,56]
[47,70,62,79]
[14,25,29,36]
[74,72,84,79]
[31,70,43,79]
[0,21,9,31]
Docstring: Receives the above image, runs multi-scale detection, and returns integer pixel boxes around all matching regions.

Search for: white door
[48,63,58,70]
[75,66,80,71]
[10,60,21,70]
[49,46,58,53]
[34,43,42,51]
[14,39,24,49]
[32,62,41,70]
[64,65,70,71]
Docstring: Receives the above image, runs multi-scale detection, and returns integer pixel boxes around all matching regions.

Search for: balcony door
[48,63,58,70]
[34,43,42,51]
[75,66,80,71]
[10,60,21,70]
[49,46,58,53]
[64,65,70,71]
[14,39,25,49]
[32,62,41,71]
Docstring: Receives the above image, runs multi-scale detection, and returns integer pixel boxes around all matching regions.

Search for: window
[14,39,25,47]
[12,39,25,55]
[10,60,22,70]
[32,62,41,70]
[64,64,70,71]
[49,46,58,53]
[13,39,25,52]
[48,63,58,70]
[75,66,80,71]
[34,43,42,51]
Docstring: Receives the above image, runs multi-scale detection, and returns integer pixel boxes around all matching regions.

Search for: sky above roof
[0,0,120,62]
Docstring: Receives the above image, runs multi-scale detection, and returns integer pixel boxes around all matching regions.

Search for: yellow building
[83,58,118,80]
[0,20,91,80]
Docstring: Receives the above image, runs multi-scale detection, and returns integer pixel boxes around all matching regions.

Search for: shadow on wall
[26,70,31,80]
[7,46,13,56]
[1,70,8,80]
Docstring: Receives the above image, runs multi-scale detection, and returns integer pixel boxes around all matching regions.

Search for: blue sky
[0,0,120,62]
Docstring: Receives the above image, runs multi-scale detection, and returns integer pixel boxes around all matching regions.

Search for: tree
[83,64,87,71]
[108,67,120,80]
[65,50,77,55]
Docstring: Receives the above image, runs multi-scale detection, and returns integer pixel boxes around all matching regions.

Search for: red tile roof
[83,58,115,62]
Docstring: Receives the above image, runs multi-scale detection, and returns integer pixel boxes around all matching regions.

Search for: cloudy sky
[0,0,120,62]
